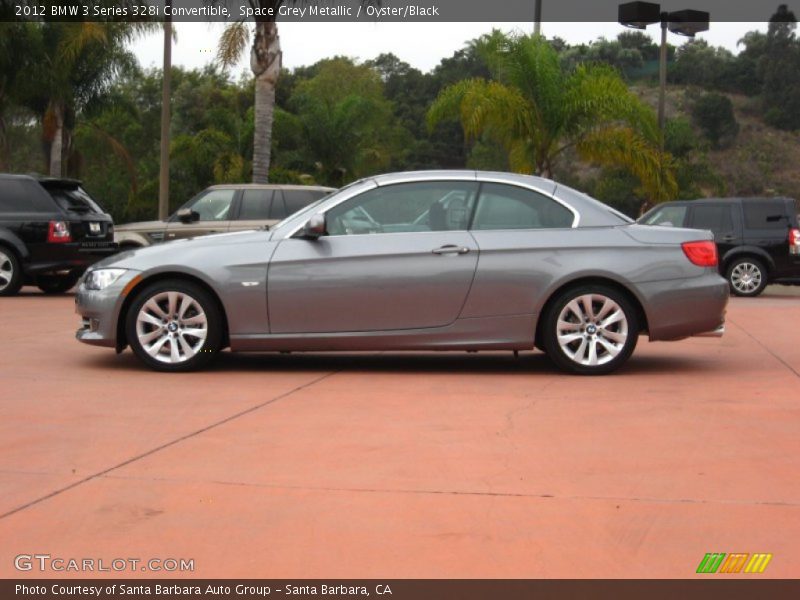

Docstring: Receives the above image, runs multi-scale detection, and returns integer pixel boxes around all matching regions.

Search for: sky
[130,21,768,76]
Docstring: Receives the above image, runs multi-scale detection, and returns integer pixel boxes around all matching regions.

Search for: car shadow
[83,349,714,377]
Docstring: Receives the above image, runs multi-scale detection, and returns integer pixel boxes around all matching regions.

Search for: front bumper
[74,269,140,348]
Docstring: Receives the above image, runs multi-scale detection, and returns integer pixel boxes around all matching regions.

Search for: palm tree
[427,34,677,202]
[218,2,378,183]
[19,22,147,177]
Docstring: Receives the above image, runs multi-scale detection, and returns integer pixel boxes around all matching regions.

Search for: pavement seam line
[0,370,339,521]
[727,315,800,379]
[99,473,800,508]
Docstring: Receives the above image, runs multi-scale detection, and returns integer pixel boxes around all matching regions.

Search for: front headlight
[84,268,127,291]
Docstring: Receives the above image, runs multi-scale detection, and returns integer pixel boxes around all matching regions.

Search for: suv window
[284,189,327,215]
[691,204,734,234]
[472,183,573,230]
[238,189,274,220]
[743,200,788,229]
[0,179,55,213]
[45,185,103,214]
[189,189,235,221]
[326,181,479,235]
[642,205,687,227]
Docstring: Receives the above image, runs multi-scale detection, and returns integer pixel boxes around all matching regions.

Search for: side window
[270,191,288,220]
[326,182,479,236]
[188,189,235,222]
[691,205,734,234]
[238,189,274,220]
[642,205,687,227]
[743,200,787,230]
[0,180,54,213]
[284,189,326,215]
[471,183,573,230]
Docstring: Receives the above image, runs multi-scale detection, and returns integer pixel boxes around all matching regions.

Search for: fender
[720,245,775,272]
[0,227,29,259]
[114,230,150,248]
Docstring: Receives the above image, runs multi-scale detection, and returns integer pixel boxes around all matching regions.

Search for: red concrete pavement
[0,286,798,578]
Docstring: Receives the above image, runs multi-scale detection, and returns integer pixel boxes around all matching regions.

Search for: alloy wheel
[135,291,208,364]
[555,293,629,367]
[730,262,762,295]
[0,249,14,292]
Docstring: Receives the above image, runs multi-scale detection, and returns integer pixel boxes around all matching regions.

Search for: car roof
[0,173,82,187]
[206,183,335,192]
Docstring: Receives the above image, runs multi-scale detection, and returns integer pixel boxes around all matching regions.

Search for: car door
[267,181,480,334]
[688,202,739,258]
[164,188,237,241]
[461,181,578,318]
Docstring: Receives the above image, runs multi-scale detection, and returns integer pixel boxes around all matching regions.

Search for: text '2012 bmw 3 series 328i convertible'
[76,171,728,375]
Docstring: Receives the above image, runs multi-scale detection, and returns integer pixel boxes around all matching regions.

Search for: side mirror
[176,208,198,224]
[302,213,326,239]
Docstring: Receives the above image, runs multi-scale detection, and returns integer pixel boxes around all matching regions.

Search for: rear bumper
[638,272,729,341]
[25,242,119,275]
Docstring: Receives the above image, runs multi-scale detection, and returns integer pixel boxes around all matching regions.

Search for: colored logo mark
[696,552,772,574]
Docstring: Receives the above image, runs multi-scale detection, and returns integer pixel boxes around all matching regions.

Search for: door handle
[432,245,470,255]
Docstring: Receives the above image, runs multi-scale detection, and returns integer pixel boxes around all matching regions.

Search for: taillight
[47,221,72,243]
[790,228,800,255]
[682,240,718,267]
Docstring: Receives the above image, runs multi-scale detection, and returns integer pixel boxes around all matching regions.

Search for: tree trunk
[250,20,281,183]
[49,102,64,178]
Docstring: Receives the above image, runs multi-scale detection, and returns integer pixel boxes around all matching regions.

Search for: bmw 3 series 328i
[75,171,728,375]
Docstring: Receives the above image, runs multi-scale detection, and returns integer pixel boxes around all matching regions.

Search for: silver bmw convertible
[76,171,728,375]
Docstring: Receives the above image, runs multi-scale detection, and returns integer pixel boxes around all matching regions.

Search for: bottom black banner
[4,580,800,600]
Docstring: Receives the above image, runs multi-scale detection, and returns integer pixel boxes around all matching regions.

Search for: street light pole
[658,14,668,137]
[158,7,172,222]
[534,0,542,36]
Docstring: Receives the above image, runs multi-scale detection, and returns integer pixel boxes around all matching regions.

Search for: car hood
[114,220,166,232]
[92,229,272,271]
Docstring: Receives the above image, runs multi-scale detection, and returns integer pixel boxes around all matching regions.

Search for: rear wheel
[0,247,22,297]
[726,257,767,297]
[542,285,639,375]
[126,280,223,372]
[37,272,81,294]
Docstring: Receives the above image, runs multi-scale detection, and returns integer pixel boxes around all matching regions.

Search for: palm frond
[218,22,251,70]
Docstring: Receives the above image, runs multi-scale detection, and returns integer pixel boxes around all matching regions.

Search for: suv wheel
[126,280,223,372]
[727,257,767,297]
[542,285,639,375]
[0,247,22,297]
[37,272,81,294]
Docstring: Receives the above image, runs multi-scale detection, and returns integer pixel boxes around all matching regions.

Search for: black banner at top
[0,0,794,23]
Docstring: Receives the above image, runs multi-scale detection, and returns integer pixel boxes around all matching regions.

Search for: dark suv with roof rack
[0,174,116,296]
[639,197,800,296]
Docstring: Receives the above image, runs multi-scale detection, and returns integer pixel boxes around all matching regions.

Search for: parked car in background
[639,197,800,296]
[114,184,335,248]
[0,174,116,296]
[76,171,728,375]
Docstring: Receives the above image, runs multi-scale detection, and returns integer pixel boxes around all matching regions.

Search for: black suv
[640,197,800,296]
[0,174,116,296]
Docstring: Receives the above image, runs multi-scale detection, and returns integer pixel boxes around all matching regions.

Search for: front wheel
[726,257,767,297]
[126,280,223,372]
[542,285,639,375]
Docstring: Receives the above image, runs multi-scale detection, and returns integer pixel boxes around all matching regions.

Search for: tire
[726,257,768,297]
[125,280,223,372]
[36,272,81,294]
[542,285,639,375]
[0,246,23,297]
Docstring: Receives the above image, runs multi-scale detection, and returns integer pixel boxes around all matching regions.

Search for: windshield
[46,185,104,214]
